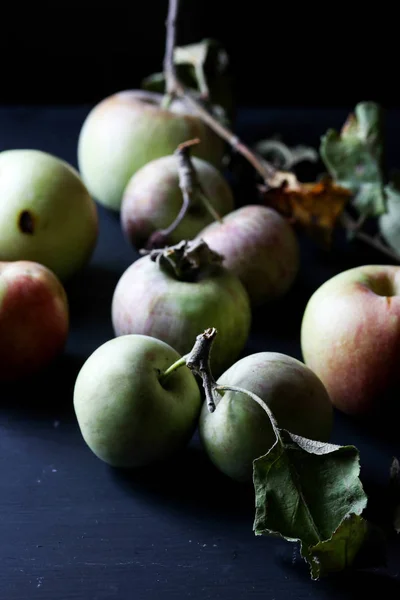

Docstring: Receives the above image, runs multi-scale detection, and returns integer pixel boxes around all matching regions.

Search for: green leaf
[253,430,368,580]
[141,39,234,122]
[320,101,386,217]
[306,514,368,579]
[378,178,400,253]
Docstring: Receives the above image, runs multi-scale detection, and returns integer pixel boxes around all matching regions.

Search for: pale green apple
[77,90,226,212]
[199,352,333,482]
[0,149,98,281]
[73,334,202,468]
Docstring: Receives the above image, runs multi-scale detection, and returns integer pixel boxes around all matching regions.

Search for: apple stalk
[162,0,400,265]
[144,138,223,250]
[184,328,283,442]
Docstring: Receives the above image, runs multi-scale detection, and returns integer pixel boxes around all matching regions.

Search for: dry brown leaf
[260,176,352,246]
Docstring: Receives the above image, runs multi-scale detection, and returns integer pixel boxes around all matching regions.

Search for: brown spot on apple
[387,296,392,308]
[18,210,35,234]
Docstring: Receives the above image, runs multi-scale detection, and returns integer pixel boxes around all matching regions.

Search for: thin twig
[163,0,180,96]
[144,139,223,250]
[340,211,400,263]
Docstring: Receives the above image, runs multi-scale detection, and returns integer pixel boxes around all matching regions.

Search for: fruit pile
[1,0,399,583]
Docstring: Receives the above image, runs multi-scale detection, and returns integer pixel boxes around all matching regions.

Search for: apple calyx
[141,238,224,282]
[144,138,223,251]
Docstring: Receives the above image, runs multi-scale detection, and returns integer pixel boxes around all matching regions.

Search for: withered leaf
[260,176,352,246]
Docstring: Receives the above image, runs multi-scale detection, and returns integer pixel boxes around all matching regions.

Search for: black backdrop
[2,0,398,108]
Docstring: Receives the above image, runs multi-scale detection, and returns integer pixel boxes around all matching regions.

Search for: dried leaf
[320,101,386,217]
[253,430,369,580]
[260,176,352,246]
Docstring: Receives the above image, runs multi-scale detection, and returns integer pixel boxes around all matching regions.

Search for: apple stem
[144,139,223,250]
[185,328,284,448]
[185,328,219,412]
[159,353,190,384]
[215,384,282,446]
[163,0,180,100]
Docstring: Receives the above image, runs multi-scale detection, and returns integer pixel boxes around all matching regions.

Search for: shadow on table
[110,436,256,525]
[0,353,82,422]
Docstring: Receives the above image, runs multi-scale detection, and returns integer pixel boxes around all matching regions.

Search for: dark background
[1,0,397,108]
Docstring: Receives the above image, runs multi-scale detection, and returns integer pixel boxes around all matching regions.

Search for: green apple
[0,149,98,281]
[73,334,202,468]
[301,264,400,415]
[199,352,333,482]
[77,90,225,212]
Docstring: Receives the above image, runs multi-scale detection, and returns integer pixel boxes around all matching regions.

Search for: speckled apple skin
[199,352,333,482]
[111,257,252,378]
[73,335,202,468]
[78,90,225,212]
[0,260,69,380]
[195,205,300,307]
[301,264,400,415]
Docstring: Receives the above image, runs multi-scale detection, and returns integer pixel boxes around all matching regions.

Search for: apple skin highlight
[300,264,400,415]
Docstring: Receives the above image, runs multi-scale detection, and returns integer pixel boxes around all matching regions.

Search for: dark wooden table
[0,105,399,599]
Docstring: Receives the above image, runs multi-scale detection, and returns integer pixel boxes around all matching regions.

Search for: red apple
[77,90,225,212]
[300,264,400,415]
[194,205,300,306]
[0,260,69,380]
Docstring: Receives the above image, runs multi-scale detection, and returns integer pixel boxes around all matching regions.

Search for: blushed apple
[301,264,400,415]
[0,260,69,380]
[0,149,98,281]
[77,90,225,212]
[120,154,234,250]
[194,205,300,306]
[111,239,251,377]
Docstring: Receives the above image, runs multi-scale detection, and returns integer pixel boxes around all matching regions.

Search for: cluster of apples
[67,87,336,481]
[1,82,398,486]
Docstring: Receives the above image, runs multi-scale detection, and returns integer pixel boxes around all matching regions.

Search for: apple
[77,90,225,212]
[111,239,251,377]
[73,334,202,468]
[199,351,333,482]
[0,149,98,282]
[300,264,400,415]
[194,205,300,306]
[0,260,69,381]
[120,154,234,250]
